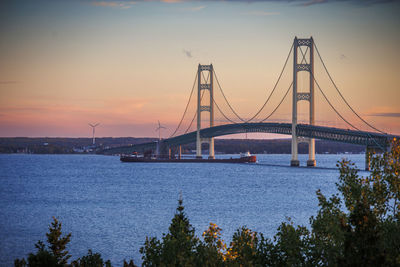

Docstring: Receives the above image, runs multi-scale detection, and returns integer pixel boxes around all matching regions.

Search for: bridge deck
[102,123,398,154]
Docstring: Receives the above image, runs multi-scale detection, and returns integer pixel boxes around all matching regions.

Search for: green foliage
[308,191,345,266]
[331,140,400,266]
[15,217,71,267]
[71,249,113,267]
[123,259,138,267]
[15,217,111,267]
[46,216,72,265]
[140,197,200,266]
[196,223,225,266]
[226,226,259,265]
[26,240,60,267]
[14,240,59,267]
[273,221,310,266]
[14,258,27,267]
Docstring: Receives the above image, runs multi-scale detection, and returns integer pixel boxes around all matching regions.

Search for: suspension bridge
[103,37,398,169]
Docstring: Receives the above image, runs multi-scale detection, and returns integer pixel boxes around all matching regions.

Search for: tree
[46,216,72,265]
[225,226,259,266]
[15,217,71,267]
[71,249,113,267]
[334,139,400,266]
[123,259,138,267]
[196,223,225,266]
[308,190,346,266]
[306,139,400,266]
[140,197,200,266]
[26,240,59,267]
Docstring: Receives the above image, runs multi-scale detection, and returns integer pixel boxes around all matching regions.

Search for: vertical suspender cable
[314,42,385,134]
[169,73,198,137]
[247,43,294,122]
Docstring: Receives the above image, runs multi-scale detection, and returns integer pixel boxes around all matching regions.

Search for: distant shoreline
[0,137,366,155]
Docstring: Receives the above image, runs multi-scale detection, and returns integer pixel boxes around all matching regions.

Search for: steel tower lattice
[196,64,215,159]
[291,37,316,167]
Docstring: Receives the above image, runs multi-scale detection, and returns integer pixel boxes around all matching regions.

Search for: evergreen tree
[46,216,72,265]
[123,259,138,267]
[14,217,71,267]
[160,197,199,266]
[71,249,113,267]
[140,197,200,266]
[26,240,60,267]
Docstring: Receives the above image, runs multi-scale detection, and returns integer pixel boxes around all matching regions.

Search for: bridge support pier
[307,139,316,166]
[291,138,299,166]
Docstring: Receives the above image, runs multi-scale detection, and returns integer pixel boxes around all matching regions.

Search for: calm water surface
[0,153,367,266]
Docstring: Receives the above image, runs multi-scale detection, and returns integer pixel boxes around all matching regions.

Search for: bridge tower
[196,64,215,159]
[291,37,316,167]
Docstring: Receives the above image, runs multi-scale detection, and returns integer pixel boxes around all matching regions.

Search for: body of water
[0,153,367,266]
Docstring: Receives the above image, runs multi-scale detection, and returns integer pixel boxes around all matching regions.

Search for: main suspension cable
[184,90,205,134]
[259,82,292,122]
[247,43,294,122]
[300,46,384,150]
[298,46,361,131]
[213,70,245,122]
[183,72,210,134]
[314,42,385,134]
[169,72,198,137]
[213,97,237,124]
[255,45,307,123]
[201,71,237,123]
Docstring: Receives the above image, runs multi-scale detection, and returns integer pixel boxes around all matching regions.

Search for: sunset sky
[0,0,399,138]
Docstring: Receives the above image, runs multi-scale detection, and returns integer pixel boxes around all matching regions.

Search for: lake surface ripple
[0,153,366,266]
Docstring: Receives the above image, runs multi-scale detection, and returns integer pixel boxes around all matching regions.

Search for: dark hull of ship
[120,155,257,163]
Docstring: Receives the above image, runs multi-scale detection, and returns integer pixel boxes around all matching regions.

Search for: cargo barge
[120,152,256,163]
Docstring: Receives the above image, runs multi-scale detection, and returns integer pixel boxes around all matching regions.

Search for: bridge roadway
[102,122,398,155]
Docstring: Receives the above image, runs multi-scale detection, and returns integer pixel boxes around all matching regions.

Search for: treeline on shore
[0,137,364,154]
[14,140,400,266]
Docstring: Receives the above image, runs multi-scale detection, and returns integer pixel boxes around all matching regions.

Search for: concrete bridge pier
[307,138,316,167]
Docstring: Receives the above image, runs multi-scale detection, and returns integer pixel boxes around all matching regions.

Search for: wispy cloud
[366,106,400,118]
[180,5,206,11]
[0,81,18,85]
[243,11,280,16]
[88,0,397,7]
[301,0,326,7]
[298,0,398,7]
[368,113,400,118]
[182,49,193,58]
[91,1,136,9]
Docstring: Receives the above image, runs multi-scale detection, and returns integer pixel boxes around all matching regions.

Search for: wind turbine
[155,120,166,140]
[88,123,100,145]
